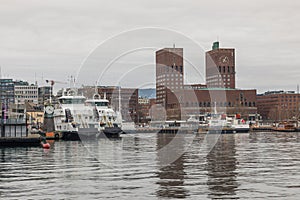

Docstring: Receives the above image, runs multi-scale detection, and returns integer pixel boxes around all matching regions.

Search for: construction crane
[45,79,68,103]
[45,79,68,86]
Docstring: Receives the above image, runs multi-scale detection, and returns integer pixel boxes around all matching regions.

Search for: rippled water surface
[1,132,300,199]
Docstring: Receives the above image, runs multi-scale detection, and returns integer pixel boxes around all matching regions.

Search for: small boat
[206,104,249,134]
[272,122,296,132]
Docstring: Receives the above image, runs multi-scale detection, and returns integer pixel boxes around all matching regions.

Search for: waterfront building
[14,82,38,104]
[38,86,52,105]
[25,102,44,129]
[137,98,156,124]
[1,79,39,119]
[156,47,184,107]
[257,90,300,121]
[166,88,257,120]
[138,97,150,105]
[206,41,235,89]
[0,79,15,104]
[155,42,257,120]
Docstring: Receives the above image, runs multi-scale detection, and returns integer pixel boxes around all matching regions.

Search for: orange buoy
[41,142,51,149]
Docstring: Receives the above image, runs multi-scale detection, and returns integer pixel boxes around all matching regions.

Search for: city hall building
[156,42,257,120]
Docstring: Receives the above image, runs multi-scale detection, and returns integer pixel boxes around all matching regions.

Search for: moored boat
[53,89,97,140]
[84,94,123,138]
[272,121,296,132]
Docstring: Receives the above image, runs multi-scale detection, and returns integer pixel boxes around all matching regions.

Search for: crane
[45,79,68,86]
[45,79,68,103]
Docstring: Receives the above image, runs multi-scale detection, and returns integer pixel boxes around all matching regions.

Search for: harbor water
[1,132,300,199]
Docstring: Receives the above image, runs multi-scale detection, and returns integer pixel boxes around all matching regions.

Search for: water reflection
[206,134,239,199]
[156,134,189,199]
[1,132,300,199]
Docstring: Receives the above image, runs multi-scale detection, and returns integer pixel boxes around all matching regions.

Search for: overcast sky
[0,0,299,93]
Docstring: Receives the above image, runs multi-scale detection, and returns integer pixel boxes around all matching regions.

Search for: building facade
[156,47,184,107]
[154,43,257,121]
[257,91,300,121]
[206,42,236,89]
[14,84,38,104]
[38,86,52,105]
[166,88,257,120]
[0,79,15,104]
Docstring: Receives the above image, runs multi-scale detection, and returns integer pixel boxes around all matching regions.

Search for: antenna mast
[173,43,176,67]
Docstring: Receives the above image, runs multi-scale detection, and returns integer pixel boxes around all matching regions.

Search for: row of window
[15,86,38,90]
[157,73,182,79]
[157,65,183,74]
[179,101,256,107]
[15,96,38,99]
[157,77,183,82]
[280,96,299,99]
[207,79,231,83]
[281,99,298,102]
[15,91,38,94]
[157,82,182,87]
[219,66,234,74]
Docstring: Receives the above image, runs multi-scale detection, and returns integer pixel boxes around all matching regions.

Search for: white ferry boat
[85,94,122,138]
[53,89,94,140]
[53,90,122,140]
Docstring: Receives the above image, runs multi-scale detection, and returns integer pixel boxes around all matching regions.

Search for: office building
[156,47,184,107]
[257,91,300,121]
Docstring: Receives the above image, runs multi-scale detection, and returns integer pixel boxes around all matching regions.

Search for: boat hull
[101,127,122,138]
[208,127,249,134]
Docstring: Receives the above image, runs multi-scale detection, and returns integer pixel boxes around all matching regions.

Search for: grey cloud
[0,0,299,93]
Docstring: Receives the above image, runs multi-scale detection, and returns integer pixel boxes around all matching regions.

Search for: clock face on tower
[45,105,54,115]
[219,55,229,64]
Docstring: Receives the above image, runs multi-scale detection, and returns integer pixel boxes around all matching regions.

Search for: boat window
[95,102,108,106]
[59,98,85,104]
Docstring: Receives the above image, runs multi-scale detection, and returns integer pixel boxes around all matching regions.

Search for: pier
[0,119,40,147]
